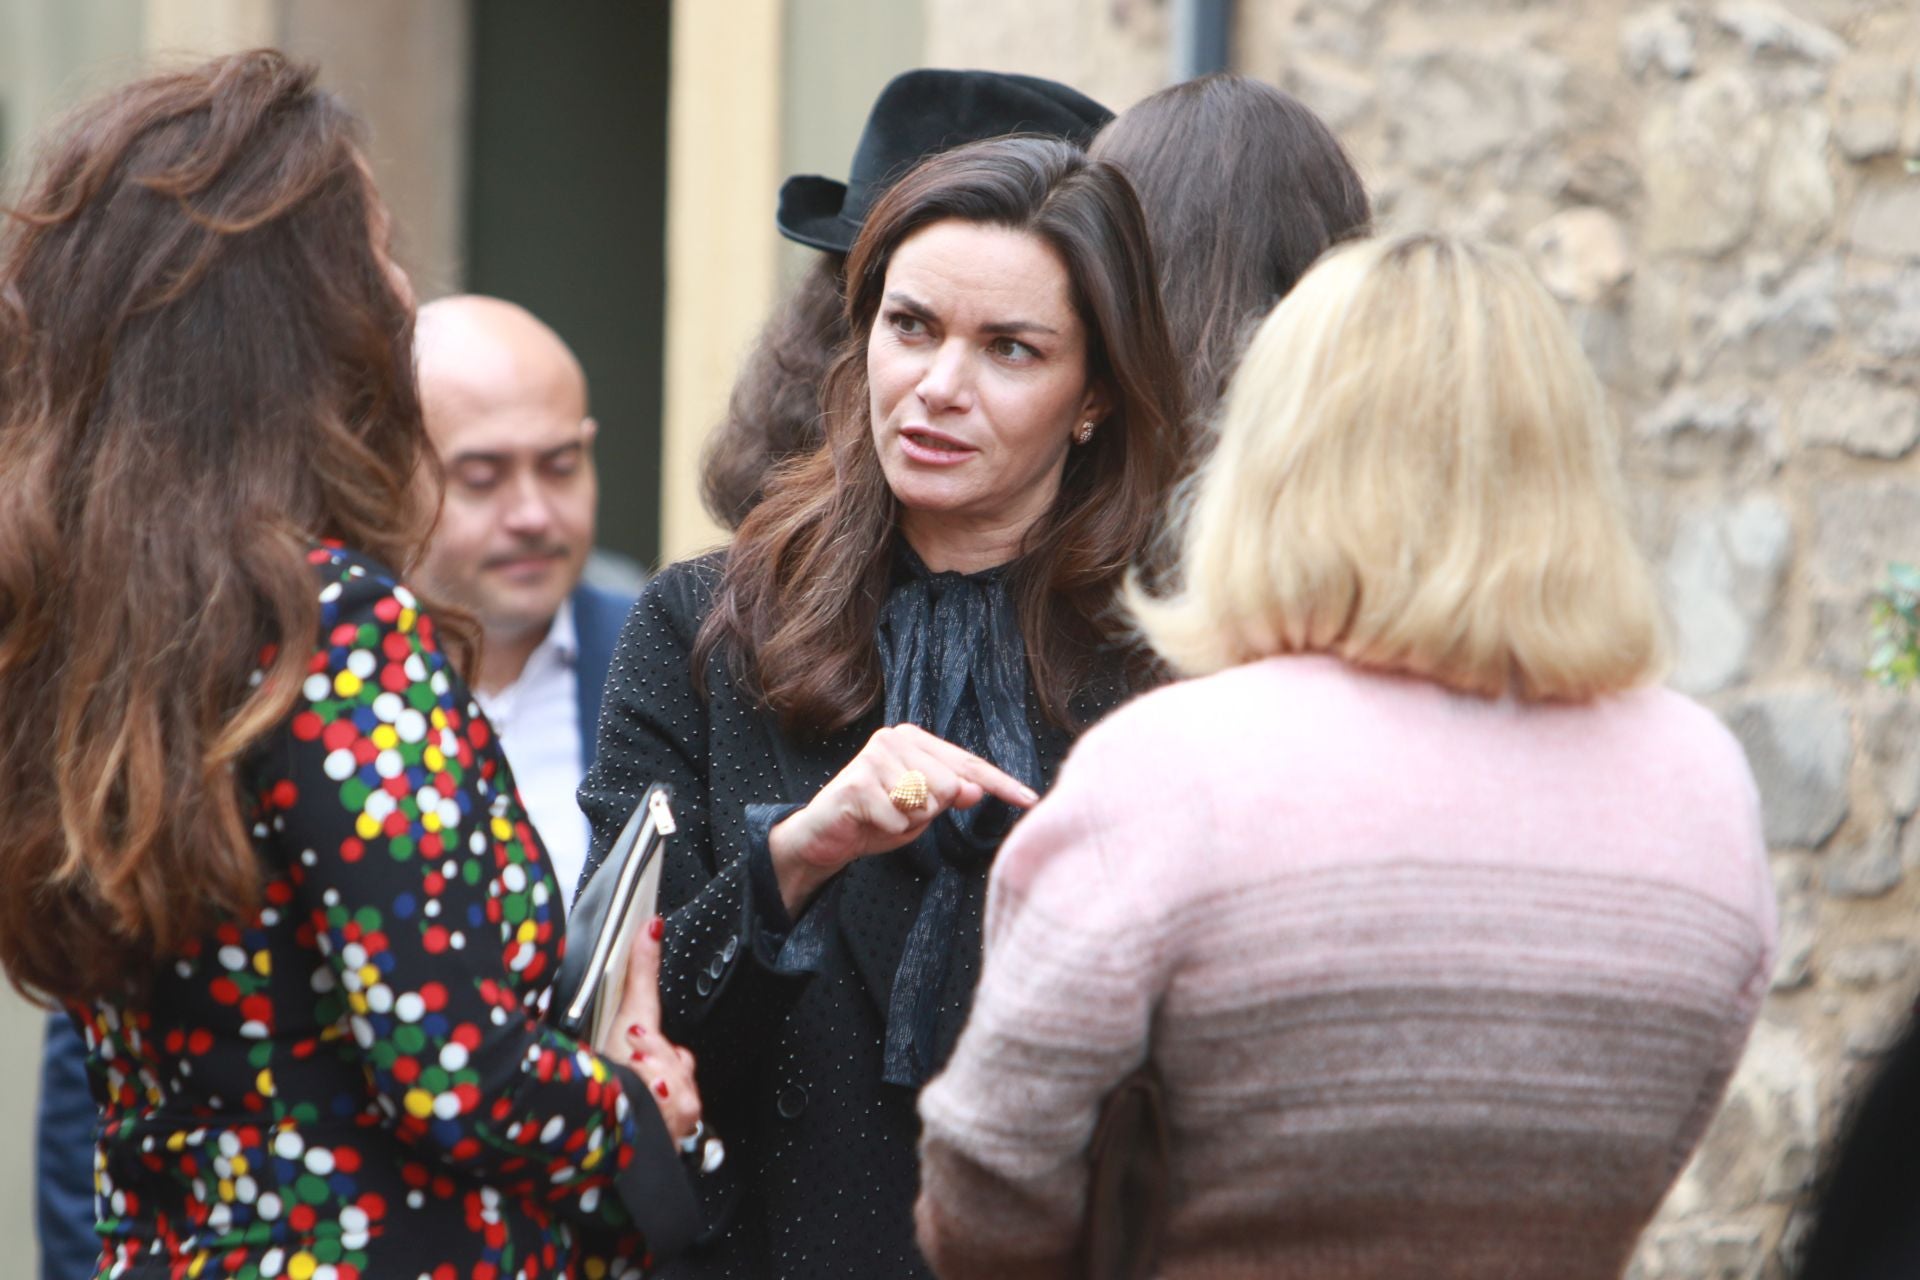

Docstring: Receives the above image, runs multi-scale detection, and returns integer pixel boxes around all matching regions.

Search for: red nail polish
[628,1022,643,1037]
[630,1051,646,1062]
[655,1080,670,1098]
[648,916,665,941]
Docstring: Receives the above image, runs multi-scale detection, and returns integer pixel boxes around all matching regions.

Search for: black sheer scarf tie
[874,549,1040,1088]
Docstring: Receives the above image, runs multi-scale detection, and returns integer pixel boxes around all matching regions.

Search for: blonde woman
[914,233,1776,1280]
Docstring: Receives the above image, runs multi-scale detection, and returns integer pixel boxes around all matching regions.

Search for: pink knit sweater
[916,655,1776,1280]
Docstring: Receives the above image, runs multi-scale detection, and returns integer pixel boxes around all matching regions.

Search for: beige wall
[777,0,925,285]
[276,0,469,294]
[0,1,144,172]
[654,0,935,562]
[0,3,148,1265]
[924,0,1170,114]
[0,994,43,1277]
[136,0,470,294]
[657,0,786,565]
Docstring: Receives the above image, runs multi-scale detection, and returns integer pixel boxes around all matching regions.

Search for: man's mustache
[481,544,569,570]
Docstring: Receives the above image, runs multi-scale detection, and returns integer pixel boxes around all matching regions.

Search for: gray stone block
[1758,107,1834,250]
[1864,691,1920,817]
[1798,375,1920,459]
[1702,256,1840,377]
[1832,58,1910,160]
[1631,1221,1767,1280]
[1663,496,1793,695]
[1769,855,1818,992]
[1642,69,1764,255]
[1526,206,1634,303]
[1713,1,1847,63]
[1827,938,1918,988]
[1738,1019,1823,1202]
[1821,827,1903,899]
[1811,591,1877,684]
[1381,42,1566,177]
[1850,178,1920,264]
[1622,4,1696,79]
[1841,269,1920,363]
[1811,479,1920,589]
[1724,691,1852,848]
[1636,389,1784,479]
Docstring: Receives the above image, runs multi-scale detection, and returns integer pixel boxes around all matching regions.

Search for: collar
[893,537,1015,589]
[540,595,579,666]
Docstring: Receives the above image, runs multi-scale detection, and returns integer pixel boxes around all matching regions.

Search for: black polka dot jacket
[576,555,1129,1279]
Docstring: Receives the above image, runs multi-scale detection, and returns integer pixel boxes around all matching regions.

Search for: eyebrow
[448,440,584,468]
[883,290,1060,338]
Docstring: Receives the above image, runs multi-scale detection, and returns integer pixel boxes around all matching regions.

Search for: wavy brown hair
[1091,74,1370,423]
[699,254,848,529]
[696,136,1185,734]
[0,51,438,1005]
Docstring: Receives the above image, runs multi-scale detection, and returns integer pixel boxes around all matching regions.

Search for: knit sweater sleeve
[1658,747,1779,1185]
[914,723,1176,1279]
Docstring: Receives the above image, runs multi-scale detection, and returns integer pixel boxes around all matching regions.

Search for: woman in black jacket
[578,136,1186,1278]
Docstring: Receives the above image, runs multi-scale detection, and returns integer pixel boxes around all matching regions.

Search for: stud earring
[1074,420,1096,445]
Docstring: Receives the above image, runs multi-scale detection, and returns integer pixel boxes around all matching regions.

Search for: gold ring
[888,769,930,813]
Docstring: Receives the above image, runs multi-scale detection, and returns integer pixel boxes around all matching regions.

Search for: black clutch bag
[550,783,676,1047]
[1078,1065,1171,1280]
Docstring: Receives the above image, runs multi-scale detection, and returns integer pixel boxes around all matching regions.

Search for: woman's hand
[768,723,1039,916]
[604,915,703,1146]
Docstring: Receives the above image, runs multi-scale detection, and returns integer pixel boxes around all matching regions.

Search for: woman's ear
[1082,379,1113,435]
[1075,380,1115,441]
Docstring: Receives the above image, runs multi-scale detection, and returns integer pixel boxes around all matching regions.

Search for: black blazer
[577,556,1128,1279]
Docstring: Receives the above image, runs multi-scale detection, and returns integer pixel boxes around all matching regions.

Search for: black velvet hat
[776,69,1114,255]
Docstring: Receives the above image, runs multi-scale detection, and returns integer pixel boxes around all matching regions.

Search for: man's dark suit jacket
[35,580,635,1280]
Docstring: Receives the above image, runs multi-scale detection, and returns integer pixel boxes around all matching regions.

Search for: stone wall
[930,2,1920,1276]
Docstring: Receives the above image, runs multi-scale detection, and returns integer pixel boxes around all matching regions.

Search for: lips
[898,427,977,466]
[484,548,567,575]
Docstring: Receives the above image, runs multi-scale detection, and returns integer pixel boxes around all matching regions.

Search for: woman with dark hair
[698,68,1112,529]
[0,50,698,1278]
[700,255,846,529]
[579,135,1185,1277]
[1090,72,1371,424]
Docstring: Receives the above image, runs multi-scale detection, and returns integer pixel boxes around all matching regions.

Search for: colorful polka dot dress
[67,546,666,1280]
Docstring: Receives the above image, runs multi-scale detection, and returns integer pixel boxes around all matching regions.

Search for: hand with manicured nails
[767,723,1038,916]
[605,915,703,1144]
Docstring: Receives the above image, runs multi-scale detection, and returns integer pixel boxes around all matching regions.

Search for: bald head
[417,295,588,425]
[412,295,600,685]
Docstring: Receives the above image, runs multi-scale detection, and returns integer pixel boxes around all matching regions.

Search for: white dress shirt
[474,599,591,910]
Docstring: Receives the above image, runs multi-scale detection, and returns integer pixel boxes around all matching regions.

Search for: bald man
[411,295,636,903]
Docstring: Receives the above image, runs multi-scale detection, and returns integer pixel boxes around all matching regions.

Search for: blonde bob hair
[1128,231,1665,702]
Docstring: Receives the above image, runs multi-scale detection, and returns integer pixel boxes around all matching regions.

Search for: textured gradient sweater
[916,655,1776,1279]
